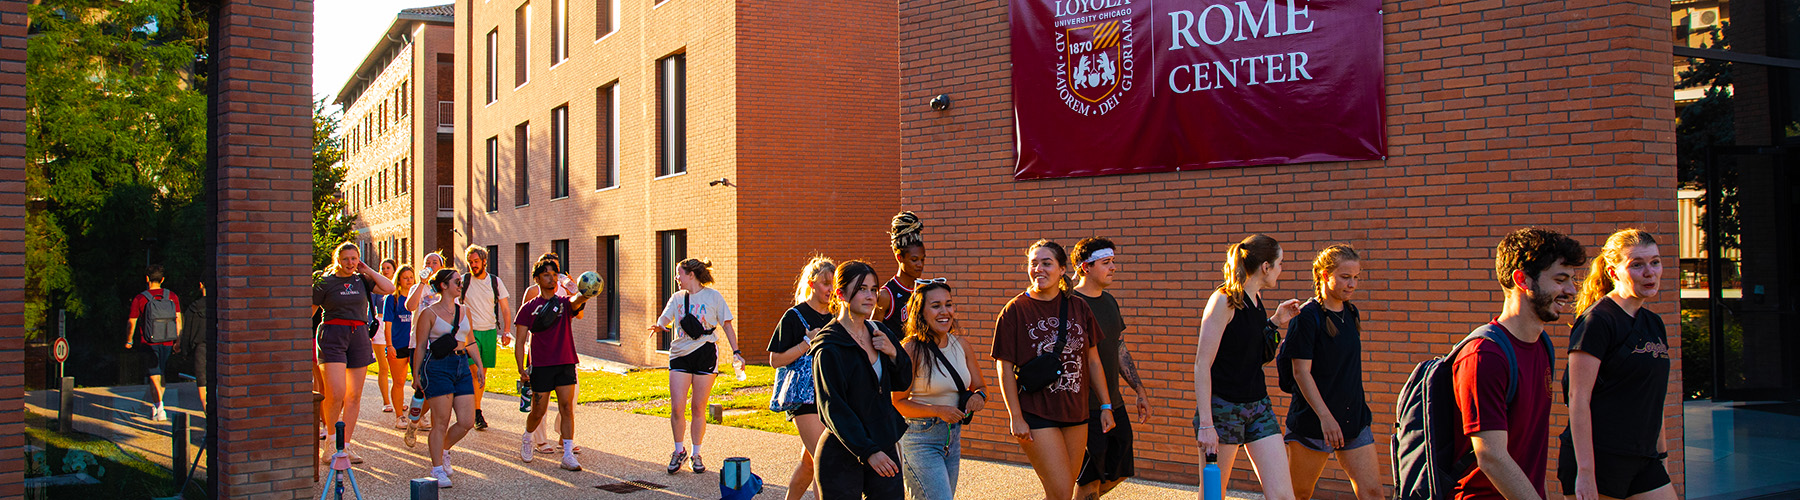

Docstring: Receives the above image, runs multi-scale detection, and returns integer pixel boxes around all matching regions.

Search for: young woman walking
[992,240,1115,500]
[874,211,925,333]
[1562,229,1674,500]
[893,281,985,500]
[813,260,912,499]
[1194,234,1302,500]
[768,257,838,500]
[1281,245,1383,500]
[649,258,745,474]
[384,265,418,430]
[411,268,482,488]
[311,242,397,462]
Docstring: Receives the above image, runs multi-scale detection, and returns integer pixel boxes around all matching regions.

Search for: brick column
[0,0,27,497]
[210,0,316,497]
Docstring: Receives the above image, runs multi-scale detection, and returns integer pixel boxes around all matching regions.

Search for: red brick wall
[0,0,28,496]
[899,0,1681,497]
[211,0,317,497]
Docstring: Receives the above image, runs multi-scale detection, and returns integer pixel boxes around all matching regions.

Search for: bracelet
[1100,404,1113,410]
[733,349,743,355]
[1195,425,1214,430]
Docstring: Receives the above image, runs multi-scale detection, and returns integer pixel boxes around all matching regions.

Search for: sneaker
[474,410,488,431]
[403,421,418,448]
[442,451,454,476]
[690,453,706,474]
[520,432,535,463]
[560,451,582,471]
[430,466,452,488]
[151,406,167,422]
[666,449,688,474]
[394,418,408,430]
[381,404,394,413]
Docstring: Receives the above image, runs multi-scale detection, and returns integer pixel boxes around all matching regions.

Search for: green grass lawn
[482,345,798,435]
[24,414,206,499]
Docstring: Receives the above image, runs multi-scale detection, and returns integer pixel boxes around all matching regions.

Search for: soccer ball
[576,271,604,296]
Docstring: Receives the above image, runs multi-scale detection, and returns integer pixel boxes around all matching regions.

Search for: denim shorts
[422,353,475,399]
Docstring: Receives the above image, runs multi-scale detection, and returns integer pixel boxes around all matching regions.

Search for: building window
[656,229,686,351]
[551,0,567,64]
[379,170,388,202]
[516,242,531,294]
[485,136,499,212]
[596,0,618,39]
[551,104,569,198]
[487,244,501,280]
[515,3,530,87]
[596,83,617,189]
[486,29,499,103]
[596,235,619,341]
[515,122,530,206]
[401,237,410,261]
[657,53,686,177]
[551,239,569,270]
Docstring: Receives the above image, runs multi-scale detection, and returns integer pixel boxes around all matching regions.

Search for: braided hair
[890,211,924,252]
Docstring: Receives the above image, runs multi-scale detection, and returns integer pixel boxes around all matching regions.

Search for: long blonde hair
[792,256,837,307]
[327,241,360,275]
[1575,229,1658,314]
[1217,234,1281,309]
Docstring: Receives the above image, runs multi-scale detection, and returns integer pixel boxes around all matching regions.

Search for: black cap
[1205,453,1218,463]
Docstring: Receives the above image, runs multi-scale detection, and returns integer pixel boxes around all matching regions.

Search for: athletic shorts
[1024,411,1085,430]
[1286,425,1375,453]
[669,342,718,375]
[1558,435,1671,498]
[1199,396,1280,445]
[530,363,578,393]
[786,403,819,420]
[145,344,174,377]
[1078,407,1136,485]
[423,353,476,399]
[470,329,499,368]
[393,346,415,360]
[316,324,375,369]
[189,344,207,387]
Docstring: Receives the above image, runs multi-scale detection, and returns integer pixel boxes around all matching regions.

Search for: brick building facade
[899,0,1681,497]
[336,6,456,265]
[452,0,899,365]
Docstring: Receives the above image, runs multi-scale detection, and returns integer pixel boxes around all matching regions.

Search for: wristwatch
[971,388,987,400]
[733,349,743,355]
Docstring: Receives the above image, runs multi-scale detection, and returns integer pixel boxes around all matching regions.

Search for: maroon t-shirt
[1452,322,1552,500]
[989,291,1103,423]
[129,289,180,347]
[514,296,579,367]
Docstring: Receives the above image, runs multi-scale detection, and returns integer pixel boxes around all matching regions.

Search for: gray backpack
[140,290,180,343]
[1391,324,1551,500]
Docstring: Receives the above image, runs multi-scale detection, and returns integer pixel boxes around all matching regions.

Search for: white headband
[1083,248,1115,265]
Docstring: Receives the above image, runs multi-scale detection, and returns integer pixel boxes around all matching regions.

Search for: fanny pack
[429,304,464,359]
[680,293,714,340]
[530,297,568,333]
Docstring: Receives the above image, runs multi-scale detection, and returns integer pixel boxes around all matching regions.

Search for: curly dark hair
[1494,227,1586,290]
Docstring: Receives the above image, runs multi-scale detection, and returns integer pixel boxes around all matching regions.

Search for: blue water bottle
[1203,452,1222,500]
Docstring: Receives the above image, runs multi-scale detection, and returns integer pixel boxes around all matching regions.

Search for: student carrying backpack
[1391,323,1553,500]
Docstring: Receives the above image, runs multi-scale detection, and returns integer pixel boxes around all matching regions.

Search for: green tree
[1675,25,1738,251]
[314,98,355,270]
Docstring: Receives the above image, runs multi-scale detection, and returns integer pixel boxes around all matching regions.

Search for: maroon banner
[1011,0,1385,180]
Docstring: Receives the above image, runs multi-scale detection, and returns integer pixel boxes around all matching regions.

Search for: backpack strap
[1468,324,1521,405]
[491,273,501,327]
[1051,295,1070,358]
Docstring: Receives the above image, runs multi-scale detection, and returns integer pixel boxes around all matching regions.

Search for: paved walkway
[314,377,1251,499]
[23,382,207,477]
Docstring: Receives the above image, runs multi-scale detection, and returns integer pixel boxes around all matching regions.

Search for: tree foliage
[1675,25,1739,251]
[313,98,354,270]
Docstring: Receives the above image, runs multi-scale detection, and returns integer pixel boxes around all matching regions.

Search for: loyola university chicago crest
[1052,1,1137,116]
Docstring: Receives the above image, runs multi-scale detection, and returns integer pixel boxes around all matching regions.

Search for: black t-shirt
[880,278,913,337]
[1281,300,1372,438]
[1078,290,1127,407]
[1560,297,1670,457]
[768,302,835,355]
[1212,292,1269,403]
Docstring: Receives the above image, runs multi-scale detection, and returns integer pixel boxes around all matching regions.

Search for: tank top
[427,305,471,345]
[909,335,971,408]
[1212,292,1270,403]
[881,278,914,335]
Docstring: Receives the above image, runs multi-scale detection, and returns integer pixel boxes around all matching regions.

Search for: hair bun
[700,258,714,268]
[890,211,924,250]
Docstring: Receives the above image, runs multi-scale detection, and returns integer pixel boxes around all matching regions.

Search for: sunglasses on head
[914,277,948,286]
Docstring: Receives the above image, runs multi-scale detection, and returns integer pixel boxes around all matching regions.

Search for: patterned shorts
[1194,396,1281,445]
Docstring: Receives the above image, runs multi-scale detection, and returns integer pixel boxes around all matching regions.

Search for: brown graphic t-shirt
[990,291,1103,423]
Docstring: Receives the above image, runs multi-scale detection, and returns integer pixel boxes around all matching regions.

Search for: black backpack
[1391,323,1551,500]
[139,290,180,343]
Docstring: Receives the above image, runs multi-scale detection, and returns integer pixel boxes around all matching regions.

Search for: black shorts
[1078,407,1136,485]
[393,346,415,360]
[669,342,718,375]
[190,344,208,387]
[1558,436,1671,498]
[530,364,579,393]
[1024,411,1085,430]
[786,403,818,420]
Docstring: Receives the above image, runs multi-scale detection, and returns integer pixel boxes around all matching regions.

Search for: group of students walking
[305,212,1673,500]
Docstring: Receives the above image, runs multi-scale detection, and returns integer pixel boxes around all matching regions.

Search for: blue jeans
[899,418,961,500]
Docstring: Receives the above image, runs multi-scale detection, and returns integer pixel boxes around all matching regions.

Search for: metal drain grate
[595,480,668,494]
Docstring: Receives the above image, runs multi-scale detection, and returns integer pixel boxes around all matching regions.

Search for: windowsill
[515,81,529,90]
[652,0,668,9]
[653,171,686,181]
[597,338,621,345]
[485,99,497,108]
[550,59,569,71]
[515,203,529,208]
[655,349,671,355]
[595,31,617,44]
[595,184,620,193]
[551,195,569,201]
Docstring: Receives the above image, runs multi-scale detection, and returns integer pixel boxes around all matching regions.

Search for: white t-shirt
[656,287,734,358]
[462,272,511,331]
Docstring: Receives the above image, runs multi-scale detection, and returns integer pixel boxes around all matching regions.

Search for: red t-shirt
[514,296,580,367]
[1452,322,1552,500]
[129,289,181,346]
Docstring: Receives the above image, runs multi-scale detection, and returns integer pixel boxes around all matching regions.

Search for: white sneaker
[151,405,167,422]
[520,432,534,463]
[560,451,581,471]
[430,466,452,488]
[442,451,454,475]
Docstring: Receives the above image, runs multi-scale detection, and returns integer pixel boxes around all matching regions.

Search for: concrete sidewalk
[314,377,1255,499]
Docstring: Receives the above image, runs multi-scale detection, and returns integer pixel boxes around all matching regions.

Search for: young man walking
[124,265,182,421]
[462,245,512,430]
[514,260,596,471]
[1070,238,1154,499]
[1454,228,1585,500]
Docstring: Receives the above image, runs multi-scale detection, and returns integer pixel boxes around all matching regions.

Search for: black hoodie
[810,318,913,463]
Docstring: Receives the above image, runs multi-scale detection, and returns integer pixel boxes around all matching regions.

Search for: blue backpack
[1391,324,1552,500]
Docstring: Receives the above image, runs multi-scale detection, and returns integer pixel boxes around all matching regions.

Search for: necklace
[1323,306,1347,324]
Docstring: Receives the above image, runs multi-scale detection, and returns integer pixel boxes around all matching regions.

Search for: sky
[313,0,450,112]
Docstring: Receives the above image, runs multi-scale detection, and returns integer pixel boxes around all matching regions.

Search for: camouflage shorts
[1193,396,1281,445]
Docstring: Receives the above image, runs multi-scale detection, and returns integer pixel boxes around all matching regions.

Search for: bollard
[171,412,188,492]
[410,477,440,500]
[707,403,723,424]
[59,376,74,433]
